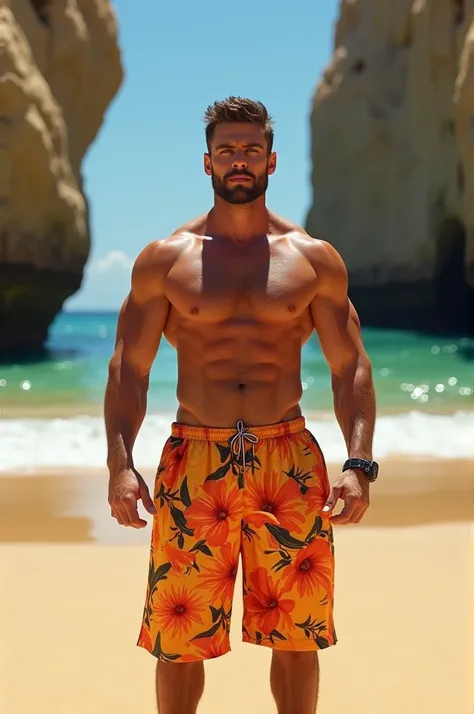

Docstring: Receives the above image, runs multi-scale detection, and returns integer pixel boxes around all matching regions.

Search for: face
[204,122,276,204]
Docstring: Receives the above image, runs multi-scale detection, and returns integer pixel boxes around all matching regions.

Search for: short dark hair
[203,96,274,153]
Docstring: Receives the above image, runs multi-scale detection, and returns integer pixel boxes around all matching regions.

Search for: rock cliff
[0,0,123,353]
[306,0,474,334]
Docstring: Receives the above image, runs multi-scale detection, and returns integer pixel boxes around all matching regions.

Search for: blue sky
[66,0,339,310]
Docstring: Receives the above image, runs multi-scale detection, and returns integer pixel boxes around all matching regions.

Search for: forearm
[104,360,148,476]
[331,356,376,459]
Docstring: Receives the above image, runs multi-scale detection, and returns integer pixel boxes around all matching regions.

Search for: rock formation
[0,0,123,353]
[306,0,474,334]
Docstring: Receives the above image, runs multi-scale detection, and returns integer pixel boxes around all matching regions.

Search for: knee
[157,659,204,682]
[272,650,319,673]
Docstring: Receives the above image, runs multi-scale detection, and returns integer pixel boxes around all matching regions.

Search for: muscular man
[105,97,377,714]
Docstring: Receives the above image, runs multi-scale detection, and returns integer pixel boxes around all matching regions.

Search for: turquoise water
[0,311,473,414]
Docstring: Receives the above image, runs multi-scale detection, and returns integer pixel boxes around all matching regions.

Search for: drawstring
[229,420,259,475]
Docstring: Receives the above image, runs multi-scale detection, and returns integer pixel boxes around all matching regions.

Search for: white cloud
[64,250,135,310]
[89,250,134,274]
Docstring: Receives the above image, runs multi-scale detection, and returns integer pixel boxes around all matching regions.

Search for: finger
[111,506,124,526]
[123,496,147,528]
[323,486,343,514]
[353,505,368,524]
[114,501,132,527]
[139,482,157,515]
[330,500,358,525]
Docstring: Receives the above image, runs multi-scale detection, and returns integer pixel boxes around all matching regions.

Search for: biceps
[115,293,170,378]
[310,296,365,377]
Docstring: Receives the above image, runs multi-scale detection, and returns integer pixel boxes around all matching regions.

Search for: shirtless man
[104,97,377,714]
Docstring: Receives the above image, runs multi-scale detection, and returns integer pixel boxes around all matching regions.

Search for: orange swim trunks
[137,417,337,661]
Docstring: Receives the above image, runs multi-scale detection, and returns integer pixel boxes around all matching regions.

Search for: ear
[267,151,277,175]
[204,153,212,176]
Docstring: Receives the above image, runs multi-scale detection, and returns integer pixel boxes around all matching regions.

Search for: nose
[232,151,247,171]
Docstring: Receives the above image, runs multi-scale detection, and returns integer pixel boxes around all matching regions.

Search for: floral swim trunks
[137,417,337,662]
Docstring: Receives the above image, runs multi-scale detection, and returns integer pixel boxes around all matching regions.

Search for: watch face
[371,462,379,478]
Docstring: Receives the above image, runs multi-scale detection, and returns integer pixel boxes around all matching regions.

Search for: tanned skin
[104,121,376,714]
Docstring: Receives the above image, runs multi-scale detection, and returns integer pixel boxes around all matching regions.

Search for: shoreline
[1,458,472,546]
[1,401,472,420]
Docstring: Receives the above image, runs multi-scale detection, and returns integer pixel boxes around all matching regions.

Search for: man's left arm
[308,241,376,525]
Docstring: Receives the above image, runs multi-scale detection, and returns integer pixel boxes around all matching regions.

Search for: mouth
[227,175,252,183]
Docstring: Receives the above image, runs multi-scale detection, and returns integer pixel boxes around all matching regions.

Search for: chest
[164,242,317,322]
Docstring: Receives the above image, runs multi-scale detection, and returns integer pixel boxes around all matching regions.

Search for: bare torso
[161,213,318,427]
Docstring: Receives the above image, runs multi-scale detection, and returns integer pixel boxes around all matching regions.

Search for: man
[104,96,377,714]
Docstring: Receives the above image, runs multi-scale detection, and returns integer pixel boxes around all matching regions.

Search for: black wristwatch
[342,458,379,482]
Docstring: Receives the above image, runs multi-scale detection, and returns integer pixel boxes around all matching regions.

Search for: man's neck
[207,195,269,243]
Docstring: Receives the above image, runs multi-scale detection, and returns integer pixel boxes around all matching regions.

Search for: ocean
[1,311,473,471]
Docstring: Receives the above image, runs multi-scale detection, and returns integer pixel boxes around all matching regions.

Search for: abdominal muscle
[170,320,306,428]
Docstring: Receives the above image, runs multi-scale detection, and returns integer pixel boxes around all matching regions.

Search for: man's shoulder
[134,232,195,269]
[287,231,345,272]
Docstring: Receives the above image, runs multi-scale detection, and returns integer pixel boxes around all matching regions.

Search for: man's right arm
[104,241,171,527]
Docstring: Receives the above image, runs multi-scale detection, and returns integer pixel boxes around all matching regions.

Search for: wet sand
[1,458,473,714]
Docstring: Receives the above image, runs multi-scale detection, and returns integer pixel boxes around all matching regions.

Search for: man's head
[203,97,276,205]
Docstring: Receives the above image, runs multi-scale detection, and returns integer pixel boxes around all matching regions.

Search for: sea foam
[1,410,473,472]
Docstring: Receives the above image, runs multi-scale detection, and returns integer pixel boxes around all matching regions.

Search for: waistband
[171,416,306,442]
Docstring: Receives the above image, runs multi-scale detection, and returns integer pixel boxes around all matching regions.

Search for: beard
[211,167,268,205]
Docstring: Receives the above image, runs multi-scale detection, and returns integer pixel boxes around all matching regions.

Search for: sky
[66,0,339,310]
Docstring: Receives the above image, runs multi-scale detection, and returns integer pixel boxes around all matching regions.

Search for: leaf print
[180,476,192,508]
[315,636,330,649]
[242,522,260,541]
[283,463,313,493]
[151,632,181,662]
[215,442,231,463]
[210,605,222,623]
[269,629,287,644]
[264,523,306,550]
[150,562,172,593]
[170,506,194,537]
[306,516,323,543]
[191,620,222,641]
[205,462,232,482]
[295,615,330,645]
[190,539,213,557]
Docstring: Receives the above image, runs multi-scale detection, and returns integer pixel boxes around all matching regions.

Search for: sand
[0,458,473,714]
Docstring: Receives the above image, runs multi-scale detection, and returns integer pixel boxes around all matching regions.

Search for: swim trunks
[137,417,337,662]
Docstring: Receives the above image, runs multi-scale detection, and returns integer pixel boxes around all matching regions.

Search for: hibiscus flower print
[199,542,239,601]
[264,431,308,462]
[184,480,241,547]
[163,541,196,573]
[244,567,295,635]
[154,585,205,639]
[303,465,330,514]
[158,437,189,490]
[192,632,230,660]
[284,537,333,598]
[244,470,306,532]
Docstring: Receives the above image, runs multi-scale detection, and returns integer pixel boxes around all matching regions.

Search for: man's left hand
[322,469,370,525]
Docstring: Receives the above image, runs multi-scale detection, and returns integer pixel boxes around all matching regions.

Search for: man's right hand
[108,468,156,528]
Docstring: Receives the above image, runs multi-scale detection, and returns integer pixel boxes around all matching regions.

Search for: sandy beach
[1,458,473,714]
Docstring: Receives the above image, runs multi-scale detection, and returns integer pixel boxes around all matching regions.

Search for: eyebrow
[214,142,265,150]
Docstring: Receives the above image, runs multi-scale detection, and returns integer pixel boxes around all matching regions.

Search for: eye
[220,149,233,155]
[246,148,259,154]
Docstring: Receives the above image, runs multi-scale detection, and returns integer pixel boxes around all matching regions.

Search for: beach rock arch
[0,0,123,354]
